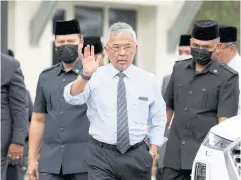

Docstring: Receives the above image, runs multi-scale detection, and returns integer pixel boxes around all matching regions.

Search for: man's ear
[216,43,222,49]
[230,44,237,51]
[104,45,108,53]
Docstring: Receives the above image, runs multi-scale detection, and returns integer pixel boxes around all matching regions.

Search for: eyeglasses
[107,44,135,53]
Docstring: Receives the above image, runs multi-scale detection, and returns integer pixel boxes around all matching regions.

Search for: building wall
[8,1,52,100]
[7,1,184,99]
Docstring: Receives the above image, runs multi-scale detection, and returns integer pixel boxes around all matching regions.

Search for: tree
[189,1,240,49]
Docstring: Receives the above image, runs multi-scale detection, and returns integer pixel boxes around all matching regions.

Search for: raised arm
[64,45,101,105]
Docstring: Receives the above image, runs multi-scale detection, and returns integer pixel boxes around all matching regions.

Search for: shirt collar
[109,63,134,79]
[184,58,220,76]
[56,59,83,76]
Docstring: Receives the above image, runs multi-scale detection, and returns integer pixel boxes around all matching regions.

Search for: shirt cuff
[63,81,87,105]
[12,129,27,146]
[149,135,167,147]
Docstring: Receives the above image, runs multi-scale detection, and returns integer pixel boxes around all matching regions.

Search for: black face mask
[56,45,79,64]
[191,48,214,65]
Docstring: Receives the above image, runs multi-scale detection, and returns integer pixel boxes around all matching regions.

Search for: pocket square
[139,96,148,101]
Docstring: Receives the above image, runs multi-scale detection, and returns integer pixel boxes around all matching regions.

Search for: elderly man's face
[105,32,137,71]
[217,43,236,62]
[179,46,191,56]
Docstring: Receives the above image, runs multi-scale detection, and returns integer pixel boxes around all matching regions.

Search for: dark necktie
[116,72,130,154]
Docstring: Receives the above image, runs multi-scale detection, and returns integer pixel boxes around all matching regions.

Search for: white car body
[192,116,241,180]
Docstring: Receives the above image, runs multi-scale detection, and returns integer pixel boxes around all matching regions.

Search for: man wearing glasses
[217,25,241,114]
[64,22,166,180]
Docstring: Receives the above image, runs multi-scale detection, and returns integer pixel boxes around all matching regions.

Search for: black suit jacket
[1,53,29,152]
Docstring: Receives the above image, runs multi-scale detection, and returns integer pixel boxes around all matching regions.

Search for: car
[191,116,241,180]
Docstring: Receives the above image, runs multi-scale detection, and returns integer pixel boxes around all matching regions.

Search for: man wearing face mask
[28,19,90,180]
[163,20,239,180]
[217,25,241,114]
[82,36,105,66]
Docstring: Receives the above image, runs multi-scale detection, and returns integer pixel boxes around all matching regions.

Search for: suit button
[60,111,64,115]
[189,91,192,95]
[182,141,186,145]
[63,79,66,82]
[60,128,64,132]
[184,108,188,111]
[182,124,187,128]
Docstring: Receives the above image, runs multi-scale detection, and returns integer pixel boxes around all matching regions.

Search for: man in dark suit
[6,50,33,180]
[1,53,29,180]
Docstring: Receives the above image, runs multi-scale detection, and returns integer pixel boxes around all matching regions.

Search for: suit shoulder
[41,63,60,74]
[175,58,192,63]
[173,58,192,69]
[1,53,20,68]
[219,63,238,76]
[163,74,171,79]
[163,74,171,82]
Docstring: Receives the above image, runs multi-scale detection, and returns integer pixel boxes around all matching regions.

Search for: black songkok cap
[219,25,237,43]
[55,19,81,35]
[179,35,191,46]
[82,36,103,54]
[192,20,219,41]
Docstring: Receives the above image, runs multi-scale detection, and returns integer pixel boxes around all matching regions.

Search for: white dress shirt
[228,53,241,115]
[64,63,166,146]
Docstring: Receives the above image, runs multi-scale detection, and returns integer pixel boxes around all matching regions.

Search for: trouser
[156,168,164,180]
[1,152,8,180]
[87,138,153,180]
[162,167,191,180]
[39,166,88,180]
[7,164,24,180]
[23,141,29,174]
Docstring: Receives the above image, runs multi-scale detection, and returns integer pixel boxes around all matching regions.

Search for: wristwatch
[80,70,91,81]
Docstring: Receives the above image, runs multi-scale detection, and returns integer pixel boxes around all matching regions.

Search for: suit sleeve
[164,67,175,110]
[9,64,29,145]
[218,74,239,118]
[33,74,47,113]
[162,75,171,97]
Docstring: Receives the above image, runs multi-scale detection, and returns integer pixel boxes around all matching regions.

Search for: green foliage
[189,1,240,47]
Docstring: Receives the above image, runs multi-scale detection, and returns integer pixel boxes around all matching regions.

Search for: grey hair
[225,41,237,46]
[105,22,137,44]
